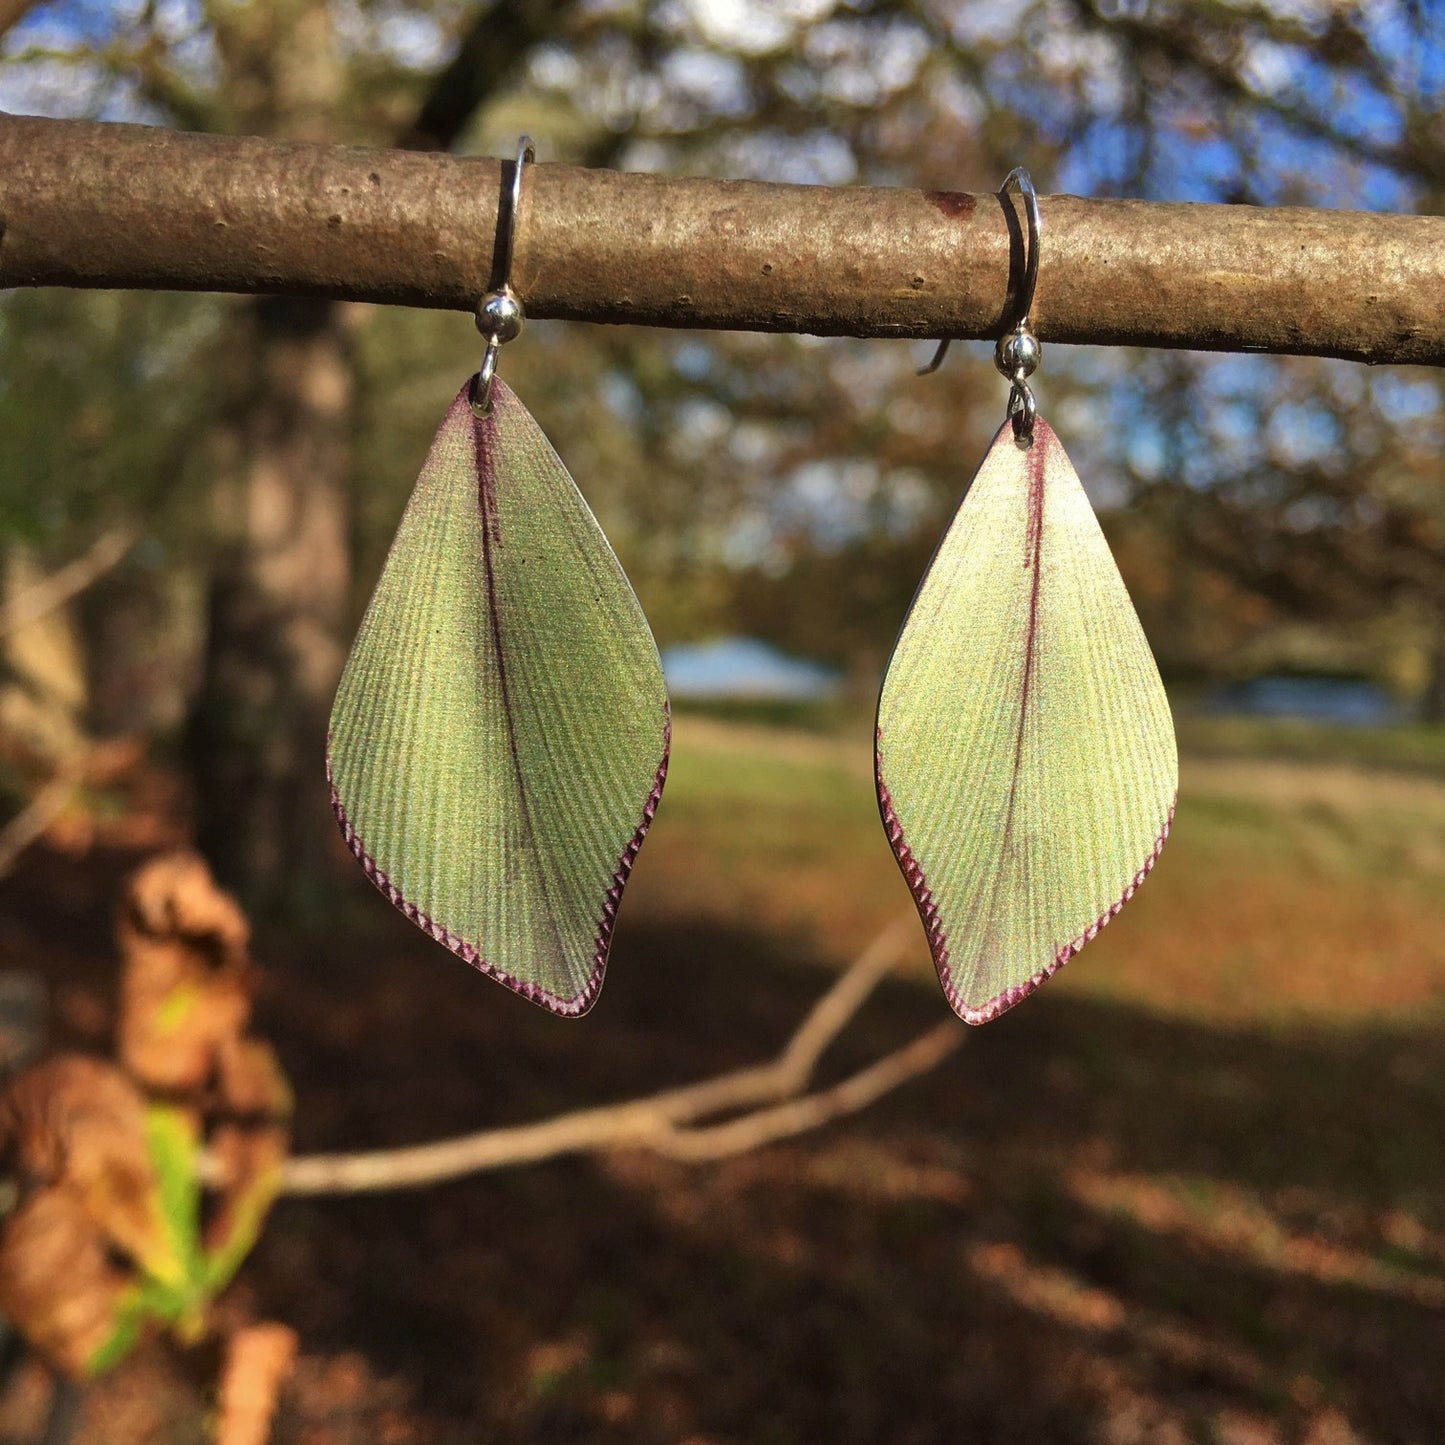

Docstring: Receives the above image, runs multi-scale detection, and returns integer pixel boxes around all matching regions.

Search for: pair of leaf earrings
[328,149,1177,1025]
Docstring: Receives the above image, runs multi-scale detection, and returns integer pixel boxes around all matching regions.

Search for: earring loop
[471,135,536,417]
[918,165,1044,443]
[997,166,1040,336]
[992,167,1042,443]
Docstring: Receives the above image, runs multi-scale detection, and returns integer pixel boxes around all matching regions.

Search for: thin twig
[0,0,43,43]
[650,1020,962,1162]
[276,914,951,1196]
[0,526,138,639]
[0,762,84,879]
[636,912,918,1122]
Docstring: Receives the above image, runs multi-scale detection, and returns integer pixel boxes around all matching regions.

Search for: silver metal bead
[476,288,525,344]
[996,331,1042,380]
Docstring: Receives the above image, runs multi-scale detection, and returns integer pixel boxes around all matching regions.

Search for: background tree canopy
[2,0,1443,902]
[5,8,1445,1444]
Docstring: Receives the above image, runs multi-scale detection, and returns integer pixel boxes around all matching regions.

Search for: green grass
[671,697,856,733]
[1177,713,1445,778]
[630,711,1445,1026]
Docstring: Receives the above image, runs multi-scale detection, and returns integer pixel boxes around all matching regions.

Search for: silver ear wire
[992,167,1041,443]
[918,166,1043,444]
[996,167,1040,337]
[471,135,536,417]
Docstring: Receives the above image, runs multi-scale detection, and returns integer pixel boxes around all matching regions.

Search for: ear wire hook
[917,166,1043,444]
[471,135,535,417]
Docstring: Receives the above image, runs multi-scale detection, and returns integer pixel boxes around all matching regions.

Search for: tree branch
[0,0,41,43]
[275,915,954,1195]
[0,526,138,639]
[1071,0,1444,190]
[646,1021,961,1162]
[3,114,1444,365]
[397,0,576,153]
[0,762,84,879]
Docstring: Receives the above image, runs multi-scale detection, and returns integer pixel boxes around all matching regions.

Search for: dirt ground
[1,737,1444,1444]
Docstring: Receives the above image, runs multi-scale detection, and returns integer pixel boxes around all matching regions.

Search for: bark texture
[3,113,1445,364]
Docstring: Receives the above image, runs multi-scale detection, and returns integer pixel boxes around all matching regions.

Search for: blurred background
[1,1,1444,1442]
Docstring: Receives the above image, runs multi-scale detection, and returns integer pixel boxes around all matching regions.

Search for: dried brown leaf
[215,1037,292,1120]
[0,1055,167,1272]
[0,1182,130,1377]
[205,1040,291,1267]
[216,1322,297,1445]
[117,852,253,1091]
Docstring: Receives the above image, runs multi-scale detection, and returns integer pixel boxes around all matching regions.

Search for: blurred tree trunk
[188,0,350,910]
[190,298,352,907]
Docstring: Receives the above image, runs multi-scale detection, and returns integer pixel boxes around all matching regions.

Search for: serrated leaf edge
[876,728,1175,1025]
[327,705,669,1017]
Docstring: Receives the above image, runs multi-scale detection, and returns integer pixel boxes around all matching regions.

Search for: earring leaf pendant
[876,418,1177,1024]
[328,379,669,1016]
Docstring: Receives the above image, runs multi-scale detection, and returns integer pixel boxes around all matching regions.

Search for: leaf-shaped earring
[876,168,1177,1025]
[328,138,669,1016]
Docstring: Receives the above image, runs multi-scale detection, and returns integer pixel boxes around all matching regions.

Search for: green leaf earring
[876,168,1177,1025]
[328,138,669,1016]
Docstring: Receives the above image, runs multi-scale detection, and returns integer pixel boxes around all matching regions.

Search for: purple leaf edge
[326,705,670,1018]
[876,729,1176,1026]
